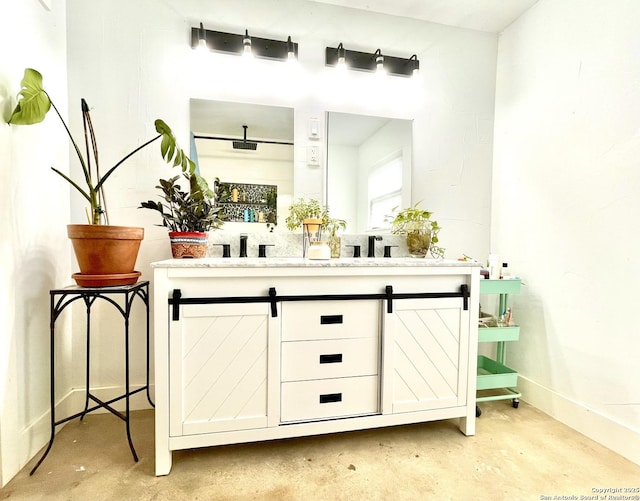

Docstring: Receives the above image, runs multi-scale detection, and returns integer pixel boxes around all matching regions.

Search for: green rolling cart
[476,278,522,417]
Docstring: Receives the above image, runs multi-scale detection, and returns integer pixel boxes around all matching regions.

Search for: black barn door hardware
[169,283,470,320]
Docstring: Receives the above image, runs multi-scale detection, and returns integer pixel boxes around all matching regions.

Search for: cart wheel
[476,406,482,417]
[512,399,520,409]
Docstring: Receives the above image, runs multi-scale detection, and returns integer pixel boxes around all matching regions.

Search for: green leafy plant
[325,217,347,238]
[386,202,444,258]
[8,68,201,225]
[285,198,329,231]
[265,188,277,211]
[139,175,224,232]
[325,217,347,258]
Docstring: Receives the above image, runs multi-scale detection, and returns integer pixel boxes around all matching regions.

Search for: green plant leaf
[155,119,195,173]
[8,68,51,125]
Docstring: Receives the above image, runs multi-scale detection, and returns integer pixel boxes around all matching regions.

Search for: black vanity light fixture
[192,23,298,62]
[325,44,419,77]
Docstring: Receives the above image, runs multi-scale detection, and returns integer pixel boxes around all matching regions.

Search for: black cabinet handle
[320,314,343,325]
[319,353,343,364]
[319,393,342,404]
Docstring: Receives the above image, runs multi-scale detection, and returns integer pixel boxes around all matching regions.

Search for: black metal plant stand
[30,281,154,475]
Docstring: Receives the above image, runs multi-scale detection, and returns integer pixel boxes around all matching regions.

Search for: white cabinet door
[169,302,273,436]
[383,297,470,414]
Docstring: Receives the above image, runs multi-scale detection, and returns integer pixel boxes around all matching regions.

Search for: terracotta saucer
[72,271,141,287]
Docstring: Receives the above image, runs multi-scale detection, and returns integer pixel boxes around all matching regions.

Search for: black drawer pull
[320,315,343,325]
[319,393,342,404]
[319,353,343,364]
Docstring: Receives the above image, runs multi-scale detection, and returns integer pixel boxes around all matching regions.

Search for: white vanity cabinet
[152,258,480,476]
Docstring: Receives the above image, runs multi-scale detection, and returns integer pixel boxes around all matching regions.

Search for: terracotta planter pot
[67,225,144,285]
[169,231,208,258]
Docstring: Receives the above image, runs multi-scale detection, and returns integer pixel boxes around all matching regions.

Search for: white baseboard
[13,384,154,482]
[518,376,640,466]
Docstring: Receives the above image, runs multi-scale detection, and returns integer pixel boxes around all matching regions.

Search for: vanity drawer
[281,376,379,423]
[281,300,379,341]
[281,338,379,382]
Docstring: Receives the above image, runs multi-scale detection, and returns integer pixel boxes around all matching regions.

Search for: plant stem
[48,97,92,195]
[96,135,160,191]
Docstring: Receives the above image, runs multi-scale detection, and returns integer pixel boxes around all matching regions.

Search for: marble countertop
[151,257,480,268]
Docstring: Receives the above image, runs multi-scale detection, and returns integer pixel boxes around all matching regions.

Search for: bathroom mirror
[326,112,412,233]
[190,99,294,227]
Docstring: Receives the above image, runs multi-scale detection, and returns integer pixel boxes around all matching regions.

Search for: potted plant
[325,217,347,258]
[264,187,278,224]
[285,198,329,257]
[386,202,444,258]
[139,174,224,258]
[285,198,328,231]
[7,68,198,285]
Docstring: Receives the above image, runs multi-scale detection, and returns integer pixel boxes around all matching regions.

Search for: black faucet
[212,243,231,258]
[347,244,361,258]
[258,244,274,258]
[367,235,382,258]
[239,234,248,258]
[384,245,398,258]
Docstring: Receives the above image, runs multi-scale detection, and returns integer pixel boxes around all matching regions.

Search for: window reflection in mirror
[189,99,294,229]
[326,112,412,233]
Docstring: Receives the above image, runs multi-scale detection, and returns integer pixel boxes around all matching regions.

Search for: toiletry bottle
[231,187,239,203]
[500,262,510,279]
[488,253,500,279]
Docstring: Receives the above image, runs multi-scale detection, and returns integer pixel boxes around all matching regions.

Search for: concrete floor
[2,400,639,500]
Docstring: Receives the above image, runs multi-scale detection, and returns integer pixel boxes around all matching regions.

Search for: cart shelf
[478,325,520,343]
[477,355,518,390]
[480,279,521,295]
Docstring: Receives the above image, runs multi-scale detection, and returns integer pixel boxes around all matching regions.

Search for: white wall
[494,0,640,464]
[0,0,70,485]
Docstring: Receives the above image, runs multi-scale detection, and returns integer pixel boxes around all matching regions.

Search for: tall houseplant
[140,174,225,258]
[386,202,444,258]
[8,68,202,284]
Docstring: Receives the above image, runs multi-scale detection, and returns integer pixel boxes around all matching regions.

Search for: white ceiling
[308,0,540,33]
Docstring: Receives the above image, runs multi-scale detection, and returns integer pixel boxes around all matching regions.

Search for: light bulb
[197,22,207,52]
[286,36,296,61]
[243,29,253,58]
[337,43,346,69]
[409,55,420,78]
[374,49,385,74]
